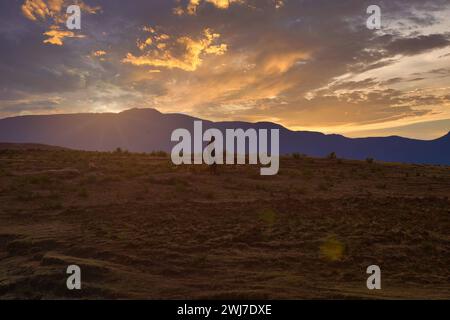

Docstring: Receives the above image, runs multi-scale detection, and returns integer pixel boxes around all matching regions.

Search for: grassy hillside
[0,149,449,299]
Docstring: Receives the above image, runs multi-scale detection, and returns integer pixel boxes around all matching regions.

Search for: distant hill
[0,108,449,165]
[0,143,68,151]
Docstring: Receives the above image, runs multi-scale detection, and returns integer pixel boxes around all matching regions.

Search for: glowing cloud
[174,0,283,15]
[93,50,107,57]
[21,0,52,21]
[43,28,85,46]
[8,0,450,139]
[21,0,100,45]
[123,28,227,72]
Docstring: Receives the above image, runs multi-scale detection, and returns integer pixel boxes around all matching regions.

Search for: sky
[0,0,450,140]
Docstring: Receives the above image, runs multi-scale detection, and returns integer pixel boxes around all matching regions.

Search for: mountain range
[0,108,449,165]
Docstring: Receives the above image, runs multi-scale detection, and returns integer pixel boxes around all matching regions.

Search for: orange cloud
[174,0,242,15]
[43,28,85,46]
[22,0,99,20]
[93,50,107,57]
[21,0,51,21]
[47,0,64,12]
[123,28,227,72]
[174,0,283,15]
[262,52,310,74]
[21,0,100,45]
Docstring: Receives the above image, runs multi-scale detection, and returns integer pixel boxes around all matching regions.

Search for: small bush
[259,208,277,226]
[366,157,374,164]
[327,152,337,160]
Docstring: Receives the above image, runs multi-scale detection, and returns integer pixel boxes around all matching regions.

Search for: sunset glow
[1,0,450,139]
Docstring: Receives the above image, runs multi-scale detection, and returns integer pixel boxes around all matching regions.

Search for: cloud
[21,0,100,45]
[3,0,450,138]
[92,50,107,57]
[386,34,450,56]
[123,28,227,71]
[0,97,60,115]
[22,0,99,22]
[174,0,243,15]
[43,27,85,46]
[173,0,283,15]
[21,0,52,21]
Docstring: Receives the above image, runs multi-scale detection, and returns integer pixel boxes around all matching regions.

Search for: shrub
[366,157,374,164]
[259,208,277,226]
[327,152,337,160]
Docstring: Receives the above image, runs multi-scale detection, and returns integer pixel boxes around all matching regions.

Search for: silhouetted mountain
[0,143,68,151]
[0,108,449,164]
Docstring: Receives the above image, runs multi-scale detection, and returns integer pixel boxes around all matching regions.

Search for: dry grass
[0,148,449,299]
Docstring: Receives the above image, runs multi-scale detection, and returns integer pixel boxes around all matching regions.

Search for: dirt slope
[0,150,449,299]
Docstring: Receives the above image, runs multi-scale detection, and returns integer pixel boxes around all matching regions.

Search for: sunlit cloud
[173,0,283,15]
[92,50,106,57]
[21,0,100,45]
[3,0,450,139]
[22,0,99,22]
[174,0,243,15]
[123,28,227,72]
[43,27,85,46]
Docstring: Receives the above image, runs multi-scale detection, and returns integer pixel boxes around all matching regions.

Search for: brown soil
[0,149,449,299]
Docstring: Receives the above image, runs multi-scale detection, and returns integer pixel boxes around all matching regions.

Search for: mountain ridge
[1,108,449,165]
